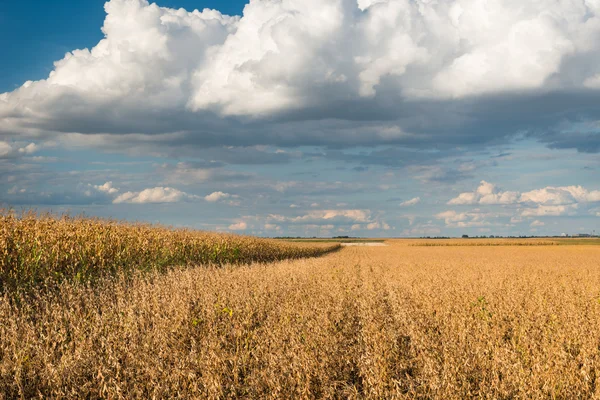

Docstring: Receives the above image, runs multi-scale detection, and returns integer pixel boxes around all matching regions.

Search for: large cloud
[2,0,600,153]
[447,180,600,218]
[520,204,579,217]
[449,181,600,206]
[113,187,197,204]
[448,181,520,205]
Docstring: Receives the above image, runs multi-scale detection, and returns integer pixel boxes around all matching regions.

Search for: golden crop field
[0,210,339,291]
[2,232,600,399]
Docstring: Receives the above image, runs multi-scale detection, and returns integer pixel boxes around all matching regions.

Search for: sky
[1,0,599,238]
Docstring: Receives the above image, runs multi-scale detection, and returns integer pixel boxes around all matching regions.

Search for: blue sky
[1,0,599,237]
[0,1,249,92]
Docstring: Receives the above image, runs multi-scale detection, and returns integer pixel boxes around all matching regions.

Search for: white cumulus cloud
[17,143,38,155]
[94,181,119,195]
[204,191,231,202]
[2,0,600,153]
[113,187,196,204]
[449,181,600,207]
[448,181,519,205]
[204,191,241,206]
[520,186,600,205]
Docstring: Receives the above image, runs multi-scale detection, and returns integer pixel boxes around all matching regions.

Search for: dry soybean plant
[409,238,560,246]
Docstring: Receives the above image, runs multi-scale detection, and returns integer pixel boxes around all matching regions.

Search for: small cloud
[0,142,12,157]
[18,143,38,155]
[435,209,494,228]
[0,141,39,158]
[229,221,248,231]
[94,182,119,195]
[114,187,197,204]
[366,221,391,230]
[205,191,231,202]
[264,223,282,232]
[400,197,421,207]
[530,220,545,227]
[204,191,240,206]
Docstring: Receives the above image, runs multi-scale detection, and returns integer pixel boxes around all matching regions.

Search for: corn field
[0,210,339,291]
